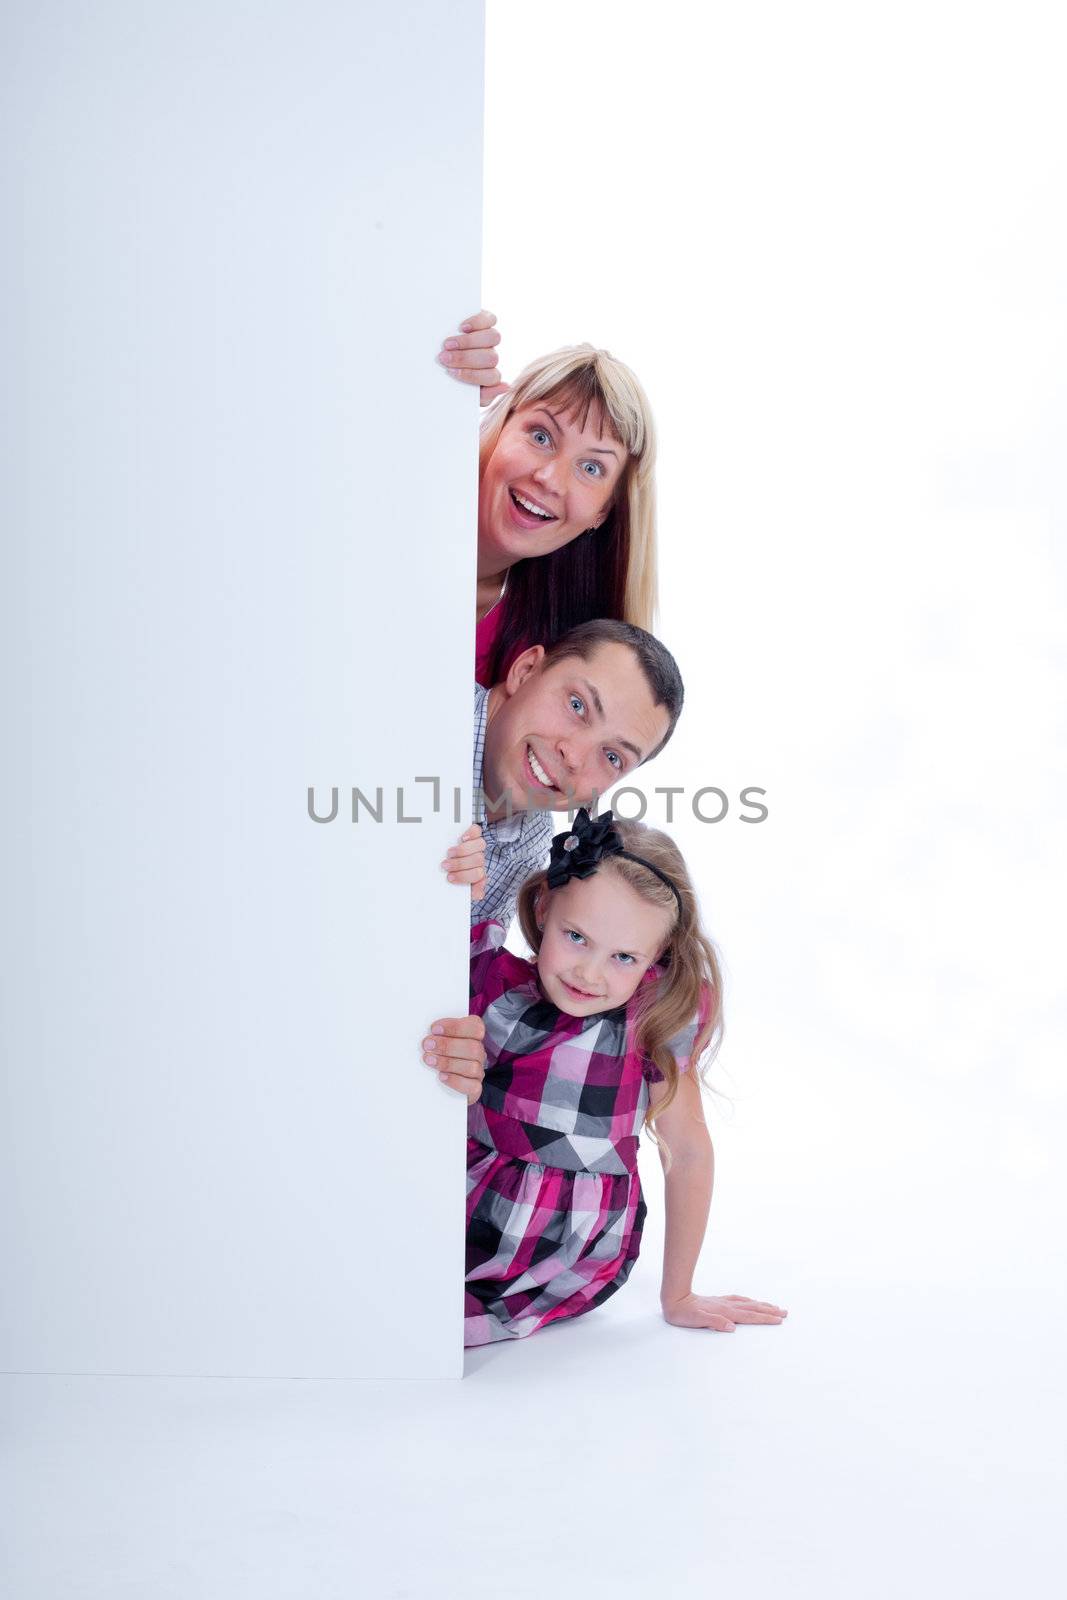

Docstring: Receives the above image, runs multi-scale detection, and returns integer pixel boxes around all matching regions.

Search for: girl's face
[534,870,674,1017]
[479,401,627,569]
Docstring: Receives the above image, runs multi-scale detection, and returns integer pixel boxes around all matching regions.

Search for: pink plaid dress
[465,920,700,1348]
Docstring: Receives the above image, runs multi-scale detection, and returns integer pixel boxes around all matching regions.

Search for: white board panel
[0,0,483,1378]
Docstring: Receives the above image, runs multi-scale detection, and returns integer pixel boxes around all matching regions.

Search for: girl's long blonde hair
[478,345,658,684]
[515,819,723,1170]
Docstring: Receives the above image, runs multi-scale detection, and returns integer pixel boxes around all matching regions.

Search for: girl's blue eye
[582,460,604,477]
[605,750,622,770]
[565,929,585,945]
[531,428,551,446]
[570,694,584,715]
[615,953,636,966]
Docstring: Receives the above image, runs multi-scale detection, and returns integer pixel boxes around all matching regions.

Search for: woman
[439,312,659,687]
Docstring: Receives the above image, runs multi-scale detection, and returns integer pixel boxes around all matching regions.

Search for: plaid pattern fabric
[465,1141,647,1346]
[464,920,691,1348]
[471,682,554,931]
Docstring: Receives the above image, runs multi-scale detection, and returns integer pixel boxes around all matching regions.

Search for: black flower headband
[545,807,684,921]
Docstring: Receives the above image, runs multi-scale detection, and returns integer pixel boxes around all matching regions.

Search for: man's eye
[605,750,622,770]
[570,695,585,715]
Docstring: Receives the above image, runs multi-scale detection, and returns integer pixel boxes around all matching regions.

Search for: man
[443,618,685,930]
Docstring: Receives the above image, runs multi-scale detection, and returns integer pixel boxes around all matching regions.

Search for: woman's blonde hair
[515,819,723,1171]
[478,345,658,684]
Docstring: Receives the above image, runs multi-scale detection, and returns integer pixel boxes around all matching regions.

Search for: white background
[480,0,1066,1588]
[0,0,482,1381]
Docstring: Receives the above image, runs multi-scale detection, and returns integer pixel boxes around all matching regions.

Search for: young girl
[436,311,659,688]
[422,808,788,1346]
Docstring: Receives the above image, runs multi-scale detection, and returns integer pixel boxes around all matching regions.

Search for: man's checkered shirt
[472,682,554,931]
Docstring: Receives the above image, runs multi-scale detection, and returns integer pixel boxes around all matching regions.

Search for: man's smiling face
[481,642,671,819]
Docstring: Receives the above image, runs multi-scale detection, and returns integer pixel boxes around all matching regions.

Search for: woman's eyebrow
[535,407,621,460]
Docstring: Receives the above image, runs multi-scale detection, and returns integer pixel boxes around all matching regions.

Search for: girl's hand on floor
[437,310,509,405]
[421,1015,486,1104]
[661,1293,788,1332]
[442,824,486,902]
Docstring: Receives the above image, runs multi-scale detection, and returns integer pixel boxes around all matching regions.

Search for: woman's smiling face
[479,400,626,568]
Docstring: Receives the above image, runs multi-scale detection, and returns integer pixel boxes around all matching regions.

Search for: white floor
[4,1199,1064,1600]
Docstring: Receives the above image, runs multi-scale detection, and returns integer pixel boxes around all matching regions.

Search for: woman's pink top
[474,603,502,687]
[475,600,529,688]
[475,603,505,687]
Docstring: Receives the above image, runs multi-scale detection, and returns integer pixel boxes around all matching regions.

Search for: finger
[437,1070,483,1099]
[447,365,503,386]
[705,1317,735,1331]
[448,368,503,392]
[479,384,511,407]
[456,825,483,843]
[442,849,486,871]
[444,842,486,860]
[422,1046,483,1078]
[443,855,486,875]
[447,854,486,876]
[438,348,501,371]
[442,329,501,352]
[437,1071,473,1094]
[422,1040,485,1065]
[421,1037,484,1065]
[427,1016,485,1039]
[446,866,485,886]
[458,310,497,332]
[428,1056,486,1081]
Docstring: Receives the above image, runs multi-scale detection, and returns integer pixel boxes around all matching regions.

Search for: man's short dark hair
[541,619,684,763]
